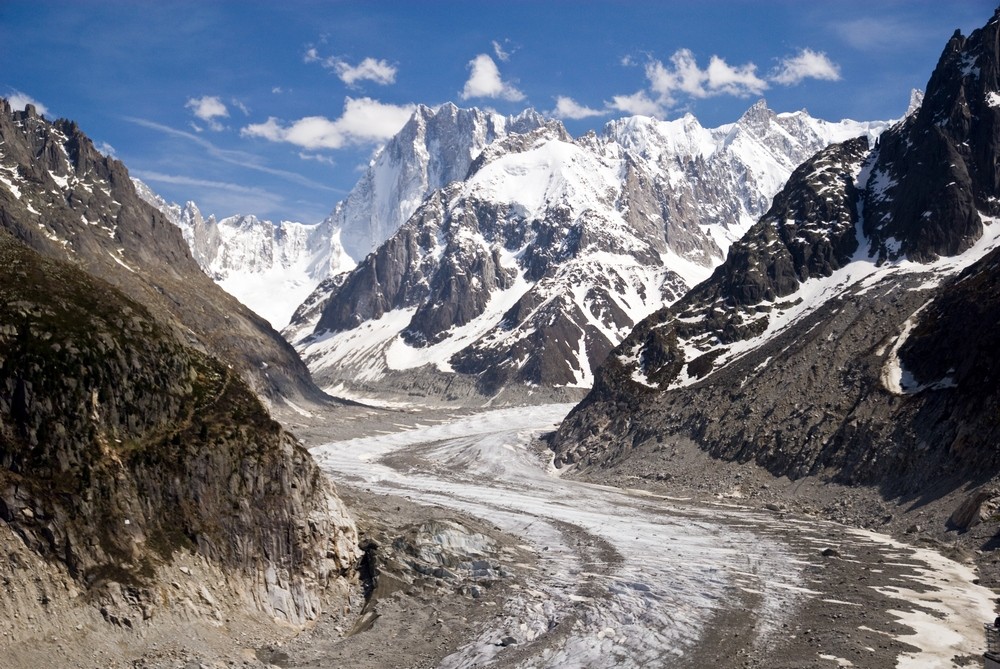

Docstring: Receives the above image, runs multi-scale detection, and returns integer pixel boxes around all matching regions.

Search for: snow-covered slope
[134,180,348,328]
[295,100,892,398]
[140,104,559,331]
[325,102,565,261]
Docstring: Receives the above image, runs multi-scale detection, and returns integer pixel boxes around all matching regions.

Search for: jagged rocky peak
[864,9,1000,263]
[294,98,892,399]
[327,102,558,263]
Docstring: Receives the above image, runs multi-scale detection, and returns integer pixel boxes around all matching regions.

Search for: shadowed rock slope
[0,99,322,403]
[0,228,359,633]
[552,8,1000,499]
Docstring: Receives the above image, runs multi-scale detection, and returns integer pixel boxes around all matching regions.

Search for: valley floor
[278,400,996,669]
[6,400,995,668]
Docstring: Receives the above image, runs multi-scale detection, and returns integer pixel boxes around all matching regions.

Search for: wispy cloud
[134,170,270,195]
[492,39,513,62]
[830,17,934,52]
[96,141,116,157]
[551,96,604,120]
[5,89,49,116]
[771,49,841,85]
[305,49,398,86]
[125,116,340,192]
[241,97,416,150]
[231,98,251,115]
[134,170,290,219]
[299,151,336,166]
[460,54,525,102]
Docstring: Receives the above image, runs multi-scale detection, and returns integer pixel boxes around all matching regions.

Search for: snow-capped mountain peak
[292,100,897,400]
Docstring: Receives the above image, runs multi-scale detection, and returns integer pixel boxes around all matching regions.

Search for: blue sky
[1,1,993,224]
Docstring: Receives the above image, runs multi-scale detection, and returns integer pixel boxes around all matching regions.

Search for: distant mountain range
[286,100,890,399]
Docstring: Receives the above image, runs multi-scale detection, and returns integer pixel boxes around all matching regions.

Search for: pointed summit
[864,9,1000,262]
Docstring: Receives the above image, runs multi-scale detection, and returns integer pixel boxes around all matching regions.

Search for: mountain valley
[2,5,1000,669]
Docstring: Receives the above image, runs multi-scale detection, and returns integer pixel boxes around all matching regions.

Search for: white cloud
[272,86,284,94]
[608,45,837,119]
[305,48,397,86]
[492,39,511,62]
[608,90,663,117]
[299,152,336,166]
[461,54,525,102]
[96,141,116,157]
[645,49,767,104]
[6,90,48,116]
[771,49,842,85]
[334,57,397,86]
[551,96,604,120]
[231,98,251,115]
[241,97,416,150]
[185,95,229,131]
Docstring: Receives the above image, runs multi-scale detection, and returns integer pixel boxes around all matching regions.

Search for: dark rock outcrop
[0,99,322,402]
[864,11,1000,262]
[0,229,358,624]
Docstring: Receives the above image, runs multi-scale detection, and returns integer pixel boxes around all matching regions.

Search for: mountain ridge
[291,99,891,400]
[549,8,1000,499]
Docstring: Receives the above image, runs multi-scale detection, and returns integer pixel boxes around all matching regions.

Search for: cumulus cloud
[461,54,525,102]
[646,49,767,104]
[241,97,416,150]
[770,49,842,85]
[6,90,48,116]
[185,95,229,130]
[96,141,116,157]
[551,96,604,120]
[305,48,397,86]
[335,57,397,86]
[608,45,839,118]
[608,90,663,117]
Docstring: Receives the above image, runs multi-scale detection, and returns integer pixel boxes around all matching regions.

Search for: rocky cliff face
[293,100,889,399]
[551,8,1000,497]
[0,229,359,632]
[0,100,322,402]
